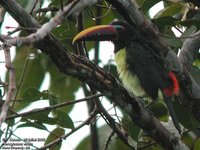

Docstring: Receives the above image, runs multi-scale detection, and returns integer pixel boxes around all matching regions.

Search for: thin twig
[30,0,39,15]
[76,12,87,56]
[6,93,102,120]
[0,126,40,149]
[96,3,115,10]
[95,98,135,149]
[0,34,12,42]
[12,48,31,106]
[88,3,112,20]
[12,46,32,108]
[103,130,115,150]
[7,26,38,35]
[113,105,121,123]
[137,141,157,150]
[2,0,80,47]
[159,31,200,39]
[33,6,59,15]
[39,109,98,149]
[0,45,16,127]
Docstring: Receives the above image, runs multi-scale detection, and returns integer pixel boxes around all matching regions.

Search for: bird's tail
[162,94,181,134]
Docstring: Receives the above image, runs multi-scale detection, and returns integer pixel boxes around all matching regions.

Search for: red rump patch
[163,71,179,96]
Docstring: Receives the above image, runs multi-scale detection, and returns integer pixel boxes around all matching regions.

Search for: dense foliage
[0,0,200,149]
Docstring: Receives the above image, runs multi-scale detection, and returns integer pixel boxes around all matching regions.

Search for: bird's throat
[114,49,145,97]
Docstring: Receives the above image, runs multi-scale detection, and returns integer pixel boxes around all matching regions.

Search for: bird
[73,20,181,133]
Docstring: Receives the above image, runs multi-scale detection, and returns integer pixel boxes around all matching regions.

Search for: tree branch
[179,30,200,70]
[0,45,16,127]
[95,96,134,149]
[178,30,200,121]
[103,130,115,150]
[0,0,190,149]
[6,94,102,121]
[40,108,99,150]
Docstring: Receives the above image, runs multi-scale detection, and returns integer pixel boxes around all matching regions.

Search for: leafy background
[0,0,200,149]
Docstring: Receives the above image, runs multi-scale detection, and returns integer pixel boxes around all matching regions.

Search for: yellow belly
[114,49,145,97]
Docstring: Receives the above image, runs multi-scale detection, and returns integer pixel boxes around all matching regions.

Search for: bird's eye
[115,25,125,33]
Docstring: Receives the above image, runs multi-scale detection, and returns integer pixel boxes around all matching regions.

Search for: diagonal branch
[179,30,200,70]
[178,30,200,121]
[0,0,190,149]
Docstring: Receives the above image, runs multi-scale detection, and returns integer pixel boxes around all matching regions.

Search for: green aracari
[73,20,181,133]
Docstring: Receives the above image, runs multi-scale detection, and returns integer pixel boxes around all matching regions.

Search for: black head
[110,21,137,52]
[73,20,137,53]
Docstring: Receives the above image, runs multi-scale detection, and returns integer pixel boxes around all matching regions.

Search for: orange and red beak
[73,25,125,44]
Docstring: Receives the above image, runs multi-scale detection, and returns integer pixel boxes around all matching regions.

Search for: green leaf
[11,47,47,111]
[76,124,132,150]
[17,121,47,131]
[154,3,184,18]
[53,110,74,129]
[142,0,161,13]
[40,90,57,100]
[44,127,65,150]
[163,36,182,48]
[52,21,76,49]
[36,117,58,125]
[194,138,200,150]
[20,98,74,128]
[48,0,59,6]
[149,102,168,121]
[190,65,200,85]
[25,111,49,120]
[122,115,141,142]
[110,138,133,150]
[128,123,141,142]
[16,88,43,111]
[6,118,15,127]
[22,87,41,101]
[180,11,200,31]
[173,100,200,129]
[193,59,200,68]
[75,134,90,150]
[180,19,200,28]
[135,0,145,6]
[181,132,195,148]
[153,16,178,27]
[48,61,80,113]
[22,109,59,126]
[19,88,52,112]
